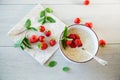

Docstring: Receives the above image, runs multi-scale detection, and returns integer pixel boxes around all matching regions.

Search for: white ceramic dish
[59,24,99,63]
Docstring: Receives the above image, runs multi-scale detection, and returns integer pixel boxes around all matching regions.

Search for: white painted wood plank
[0,0,120,4]
[0,44,120,80]
[0,5,120,46]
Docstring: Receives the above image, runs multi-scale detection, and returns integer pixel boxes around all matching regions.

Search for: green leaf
[46,16,56,23]
[48,61,57,67]
[23,37,32,49]
[63,67,70,72]
[25,19,31,29]
[20,44,25,50]
[63,26,68,37]
[41,19,46,25]
[38,18,44,22]
[28,27,38,31]
[61,26,68,49]
[37,43,41,48]
[40,10,45,18]
[45,7,53,13]
[14,37,25,47]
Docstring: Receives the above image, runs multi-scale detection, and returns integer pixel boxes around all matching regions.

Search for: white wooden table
[0,0,120,80]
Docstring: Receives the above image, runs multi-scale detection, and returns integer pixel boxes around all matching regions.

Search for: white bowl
[59,24,99,63]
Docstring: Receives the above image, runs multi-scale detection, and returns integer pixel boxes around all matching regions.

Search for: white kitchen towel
[8,5,66,65]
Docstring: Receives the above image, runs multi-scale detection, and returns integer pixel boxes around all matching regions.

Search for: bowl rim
[59,24,99,63]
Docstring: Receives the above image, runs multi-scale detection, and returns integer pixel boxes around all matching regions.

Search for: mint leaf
[48,61,57,67]
[40,10,45,18]
[61,26,68,49]
[38,18,44,22]
[46,16,56,23]
[14,37,25,47]
[25,19,31,29]
[28,27,37,31]
[23,37,32,49]
[63,67,70,72]
[45,8,53,13]
[63,26,68,37]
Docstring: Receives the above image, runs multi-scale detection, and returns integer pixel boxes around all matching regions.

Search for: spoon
[82,48,108,66]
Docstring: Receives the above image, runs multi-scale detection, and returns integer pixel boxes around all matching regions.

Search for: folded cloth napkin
[8,5,66,65]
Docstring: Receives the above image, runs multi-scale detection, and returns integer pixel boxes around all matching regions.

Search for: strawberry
[83,0,90,5]
[38,42,48,50]
[30,35,38,43]
[39,25,45,32]
[85,22,93,29]
[74,34,80,39]
[74,39,82,47]
[70,41,76,48]
[45,30,51,37]
[74,18,81,24]
[49,39,56,46]
[99,39,106,47]
[66,40,72,46]
[68,34,76,39]
[39,35,45,42]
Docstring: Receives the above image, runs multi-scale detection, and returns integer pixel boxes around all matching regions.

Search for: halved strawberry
[30,35,38,43]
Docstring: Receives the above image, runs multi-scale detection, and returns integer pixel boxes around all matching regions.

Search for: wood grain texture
[0,0,120,4]
[0,4,120,46]
[0,0,120,80]
[0,45,120,80]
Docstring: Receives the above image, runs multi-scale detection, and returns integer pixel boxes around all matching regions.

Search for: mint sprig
[25,19,37,31]
[61,26,68,49]
[14,37,32,50]
[38,7,56,24]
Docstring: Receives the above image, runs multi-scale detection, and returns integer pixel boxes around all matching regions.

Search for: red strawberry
[70,41,76,48]
[39,35,45,42]
[45,30,51,37]
[74,39,82,47]
[39,26,45,32]
[74,34,80,39]
[83,0,90,5]
[39,42,48,50]
[85,22,93,29]
[49,39,56,46]
[74,18,81,24]
[66,40,72,46]
[99,39,106,47]
[30,35,38,43]
[68,34,76,39]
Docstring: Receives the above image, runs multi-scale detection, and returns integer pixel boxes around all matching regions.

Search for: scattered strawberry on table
[74,17,81,24]
[99,39,106,47]
[83,0,90,5]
